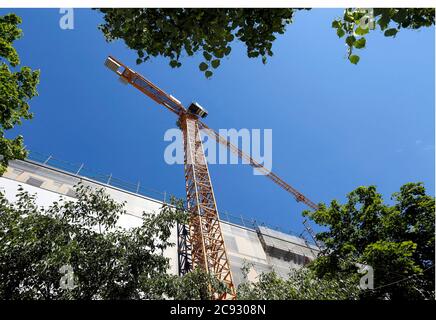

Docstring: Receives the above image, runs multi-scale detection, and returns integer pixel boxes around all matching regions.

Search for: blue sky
[2,8,435,235]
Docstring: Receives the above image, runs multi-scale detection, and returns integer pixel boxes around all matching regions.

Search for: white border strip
[0,1,435,8]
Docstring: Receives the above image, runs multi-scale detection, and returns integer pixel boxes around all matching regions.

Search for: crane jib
[132,76,183,114]
[106,55,321,298]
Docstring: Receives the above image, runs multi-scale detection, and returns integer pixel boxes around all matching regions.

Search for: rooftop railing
[24,151,312,244]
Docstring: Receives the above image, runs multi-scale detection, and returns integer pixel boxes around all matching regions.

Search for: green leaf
[344,11,355,23]
[205,70,213,78]
[169,60,179,68]
[353,38,366,49]
[224,46,232,56]
[211,59,220,69]
[378,13,391,30]
[332,20,341,28]
[349,55,360,64]
[336,28,345,38]
[262,56,267,64]
[355,26,369,36]
[225,33,234,42]
[392,9,407,24]
[203,51,212,61]
[136,58,142,65]
[346,36,356,47]
[199,62,208,71]
[384,28,398,37]
[214,49,224,59]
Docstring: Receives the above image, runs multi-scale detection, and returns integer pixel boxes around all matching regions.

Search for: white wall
[0,173,179,276]
[1,159,319,288]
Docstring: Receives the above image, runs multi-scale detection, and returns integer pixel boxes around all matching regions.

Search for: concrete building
[0,154,319,287]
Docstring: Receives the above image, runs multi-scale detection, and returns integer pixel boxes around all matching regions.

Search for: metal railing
[27,151,170,202]
[24,151,310,243]
[219,211,306,240]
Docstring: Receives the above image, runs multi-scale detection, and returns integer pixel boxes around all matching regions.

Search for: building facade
[0,157,319,287]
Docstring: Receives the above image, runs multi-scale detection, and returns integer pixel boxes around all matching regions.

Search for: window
[26,177,44,187]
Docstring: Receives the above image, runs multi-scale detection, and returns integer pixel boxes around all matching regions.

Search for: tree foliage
[97,8,435,76]
[303,183,435,300]
[166,267,229,300]
[0,183,228,299]
[98,9,299,78]
[332,8,435,64]
[237,264,361,300]
[0,13,39,175]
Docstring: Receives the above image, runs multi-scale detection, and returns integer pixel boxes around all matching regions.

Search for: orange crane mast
[104,56,320,300]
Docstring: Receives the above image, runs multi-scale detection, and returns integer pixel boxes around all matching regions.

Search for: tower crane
[104,56,321,300]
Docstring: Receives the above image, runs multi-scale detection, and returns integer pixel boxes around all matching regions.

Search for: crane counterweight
[188,102,208,118]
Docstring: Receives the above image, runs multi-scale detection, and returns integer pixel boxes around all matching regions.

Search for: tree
[97,8,435,77]
[237,263,361,300]
[303,183,435,300]
[166,267,229,300]
[0,183,225,299]
[0,183,229,300]
[332,8,436,64]
[0,13,40,175]
[98,9,300,78]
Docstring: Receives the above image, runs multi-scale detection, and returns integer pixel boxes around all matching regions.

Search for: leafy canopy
[97,8,435,76]
[303,182,435,300]
[238,183,435,300]
[332,8,435,64]
[237,263,361,300]
[0,13,39,175]
[98,9,299,78]
[0,183,226,299]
